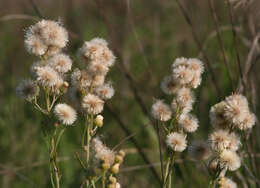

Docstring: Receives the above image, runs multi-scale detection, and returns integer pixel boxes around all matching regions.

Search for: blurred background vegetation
[1,0,260,187]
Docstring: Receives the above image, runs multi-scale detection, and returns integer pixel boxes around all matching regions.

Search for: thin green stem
[156,121,164,185]
[91,180,96,188]
[163,153,175,188]
[102,171,106,188]
[168,173,172,188]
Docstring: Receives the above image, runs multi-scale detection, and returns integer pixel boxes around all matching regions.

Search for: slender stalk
[208,0,234,90]
[163,154,175,188]
[163,157,171,185]
[91,180,96,188]
[102,171,106,188]
[86,115,94,165]
[156,121,164,185]
[175,0,222,98]
[168,174,172,188]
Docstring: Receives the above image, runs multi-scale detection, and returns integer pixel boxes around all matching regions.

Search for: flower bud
[110,163,120,174]
[115,155,123,164]
[118,150,125,157]
[101,162,110,170]
[95,115,104,127]
[109,176,117,184]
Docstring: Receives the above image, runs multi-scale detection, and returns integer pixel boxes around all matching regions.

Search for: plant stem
[156,121,164,185]
[163,153,175,188]
[102,171,106,188]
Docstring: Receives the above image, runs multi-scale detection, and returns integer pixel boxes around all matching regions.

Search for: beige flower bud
[95,115,104,127]
[110,163,120,174]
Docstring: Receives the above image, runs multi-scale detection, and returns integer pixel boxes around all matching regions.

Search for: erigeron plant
[208,94,256,187]
[71,37,125,187]
[17,19,76,188]
[151,57,204,187]
[17,20,125,188]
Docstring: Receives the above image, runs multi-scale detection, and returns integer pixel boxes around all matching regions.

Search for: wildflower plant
[17,19,77,188]
[71,37,125,187]
[17,20,125,188]
[207,94,256,187]
[151,57,204,187]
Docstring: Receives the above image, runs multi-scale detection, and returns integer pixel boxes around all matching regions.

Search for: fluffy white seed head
[82,94,104,115]
[93,138,115,167]
[39,20,68,48]
[71,69,91,90]
[209,129,241,152]
[88,61,109,75]
[25,20,68,56]
[25,35,47,56]
[219,150,241,171]
[187,58,204,75]
[95,83,115,100]
[172,65,194,85]
[166,132,187,152]
[48,53,72,73]
[172,57,204,88]
[151,100,172,121]
[160,76,180,95]
[79,38,115,67]
[16,80,39,101]
[238,112,256,130]
[171,88,194,114]
[35,66,63,88]
[172,57,189,68]
[54,103,77,125]
[178,113,199,133]
[210,101,229,129]
[218,177,237,188]
[92,74,105,87]
[224,94,249,126]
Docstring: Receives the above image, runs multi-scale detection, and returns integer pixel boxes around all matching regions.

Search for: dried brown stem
[175,0,222,98]
[208,0,234,90]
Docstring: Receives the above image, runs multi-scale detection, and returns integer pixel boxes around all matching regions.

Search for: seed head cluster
[208,93,256,183]
[151,57,204,153]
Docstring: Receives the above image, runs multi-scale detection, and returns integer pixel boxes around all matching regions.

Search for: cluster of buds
[151,57,204,153]
[17,19,77,125]
[208,93,256,186]
[92,138,125,187]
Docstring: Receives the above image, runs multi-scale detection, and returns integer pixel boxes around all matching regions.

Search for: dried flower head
[160,76,180,95]
[35,66,63,88]
[171,88,194,114]
[166,132,187,152]
[48,53,72,73]
[209,129,240,152]
[93,138,115,167]
[172,57,204,88]
[54,103,77,125]
[95,83,115,100]
[172,65,194,86]
[218,177,237,188]
[79,38,115,67]
[25,35,47,56]
[151,100,172,121]
[16,80,39,101]
[188,141,211,160]
[238,112,256,130]
[219,150,241,171]
[82,94,104,115]
[88,61,109,75]
[71,69,91,90]
[210,101,229,129]
[25,20,68,56]
[224,94,249,126]
[178,113,199,133]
